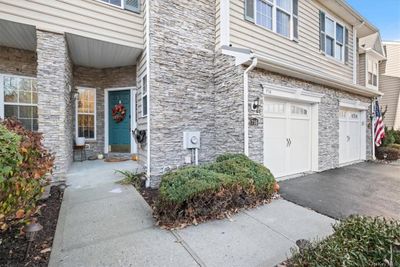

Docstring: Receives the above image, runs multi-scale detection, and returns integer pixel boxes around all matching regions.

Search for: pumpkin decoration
[274,182,280,193]
[112,103,126,123]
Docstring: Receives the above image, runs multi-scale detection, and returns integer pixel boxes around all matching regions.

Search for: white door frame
[104,87,137,154]
[339,99,369,165]
[262,84,323,176]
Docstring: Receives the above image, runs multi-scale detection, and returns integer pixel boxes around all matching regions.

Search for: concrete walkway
[50,161,335,267]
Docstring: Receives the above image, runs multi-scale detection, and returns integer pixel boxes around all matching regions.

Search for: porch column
[36,30,74,179]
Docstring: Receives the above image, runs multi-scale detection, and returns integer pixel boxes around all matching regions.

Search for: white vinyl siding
[0,0,143,49]
[367,55,378,88]
[0,75,38,131]
[231,0,354,83]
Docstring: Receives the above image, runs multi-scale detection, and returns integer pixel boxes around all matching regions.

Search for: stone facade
[0,46,36,77]
[36,30,74,179]
[148,0,217,186]
[247,68,373,171]
[73,65,136,157]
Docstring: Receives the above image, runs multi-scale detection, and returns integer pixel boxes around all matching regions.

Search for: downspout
[145,0,151,187]
[371,97,376,160]
[244,56,257,156]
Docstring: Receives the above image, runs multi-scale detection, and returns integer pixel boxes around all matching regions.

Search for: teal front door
[108,90,131,153]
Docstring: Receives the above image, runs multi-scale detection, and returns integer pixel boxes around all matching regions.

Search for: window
[141,75,148,117]
[253,0,295,39]
[99,0,122,7]
[367,56,378,87]
[76,88,96,140]
[0,75,38,131]
[324,16,344,61]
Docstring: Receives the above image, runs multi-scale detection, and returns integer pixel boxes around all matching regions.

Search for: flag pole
[371,98,376,160]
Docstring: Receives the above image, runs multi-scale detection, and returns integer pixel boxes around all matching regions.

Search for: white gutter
[145,0,151,187]
[371,98,376,160]
[243,56,257,156]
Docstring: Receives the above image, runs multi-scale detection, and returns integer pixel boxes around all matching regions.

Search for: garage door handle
[347,136,350,142]
[289,138,292,146]
[286,138,289,147]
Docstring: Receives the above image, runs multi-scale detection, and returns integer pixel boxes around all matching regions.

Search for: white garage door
[339,109,362,164]
[263,100,312,177]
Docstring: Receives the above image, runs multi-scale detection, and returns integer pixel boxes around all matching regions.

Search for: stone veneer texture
[247,68,373,171]
[36,30,73,179]
[148,0,217,186]
[0,46,36,77]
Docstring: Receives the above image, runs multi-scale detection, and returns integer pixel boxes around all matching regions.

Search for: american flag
[374,100,385,147]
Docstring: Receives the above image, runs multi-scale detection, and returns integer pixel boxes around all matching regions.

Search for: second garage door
[339,108,363,164]
[263,100,312,177]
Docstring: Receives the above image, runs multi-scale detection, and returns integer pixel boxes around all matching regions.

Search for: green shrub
[0,118,54,231]
[382,128,396,147]
[389,129,400,144]
[289,216,400,267]
[154,154,275,228]
[375,146,400,160]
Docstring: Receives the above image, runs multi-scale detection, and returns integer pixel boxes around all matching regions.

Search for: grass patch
[154,154,276,228]
[288,216,400,266]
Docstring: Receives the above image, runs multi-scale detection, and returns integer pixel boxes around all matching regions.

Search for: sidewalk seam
[170,230,207,267]
[243,211,295,243]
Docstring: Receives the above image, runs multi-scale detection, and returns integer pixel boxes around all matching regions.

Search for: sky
[346,0,400,41]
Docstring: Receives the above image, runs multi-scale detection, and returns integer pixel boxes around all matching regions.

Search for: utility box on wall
[183,131,200,149]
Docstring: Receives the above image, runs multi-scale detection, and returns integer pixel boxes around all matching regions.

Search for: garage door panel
[339,108,362,165]
[289,118,311,174]
[264,117,287,177]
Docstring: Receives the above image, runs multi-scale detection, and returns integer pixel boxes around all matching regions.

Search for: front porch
[0,18,145,178]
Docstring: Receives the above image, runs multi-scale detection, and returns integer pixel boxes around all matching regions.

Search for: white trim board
[339,99,369,110]
[262,83,324,103]
[104,87,137,154]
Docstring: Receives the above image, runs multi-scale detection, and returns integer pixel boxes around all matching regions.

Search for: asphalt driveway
[279,161,400,220]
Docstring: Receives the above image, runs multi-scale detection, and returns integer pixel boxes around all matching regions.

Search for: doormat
[104,157,129,162]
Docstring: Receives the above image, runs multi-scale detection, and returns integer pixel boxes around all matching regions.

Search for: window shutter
[125,0,140,13]
[293,0,299,41]
[345,27,350,63]
[245,0,255,22]
[319,11,325,53]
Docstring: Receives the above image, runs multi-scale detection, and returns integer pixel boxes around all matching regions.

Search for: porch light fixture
[252,97,261,112]
[24,222,43,259]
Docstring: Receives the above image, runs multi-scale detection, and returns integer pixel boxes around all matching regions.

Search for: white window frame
[366,54,379,89]
[0,74,38,130]
[324,14,345,63]
[254,0,294,40]
[97,0,124,9]
[75,87,97,141]
[141,74,148,117]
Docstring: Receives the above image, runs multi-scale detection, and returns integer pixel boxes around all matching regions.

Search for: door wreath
[112,103,126,123]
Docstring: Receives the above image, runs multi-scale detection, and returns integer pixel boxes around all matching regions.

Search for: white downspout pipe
[145,0,151,188]
[244,56,257,156]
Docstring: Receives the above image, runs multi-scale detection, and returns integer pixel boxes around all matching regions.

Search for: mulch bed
[137,186,159,208]
[0,186,64,267]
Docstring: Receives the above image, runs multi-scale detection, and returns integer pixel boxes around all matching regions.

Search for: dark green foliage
[375,146,400,160]
[289,216,400,267]
[154,154,275,228]
[387,129,400,145]
[115,170,146,189]
[382,127,396,147]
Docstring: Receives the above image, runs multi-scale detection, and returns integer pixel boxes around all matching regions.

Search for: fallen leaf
[40,248,51,254]
[15,209,25,219]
